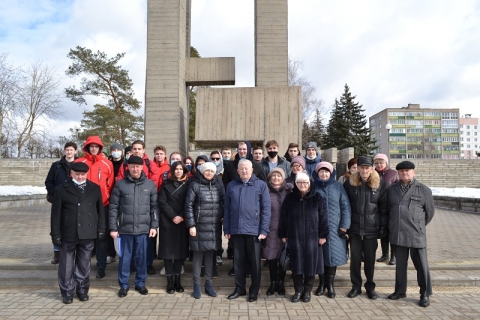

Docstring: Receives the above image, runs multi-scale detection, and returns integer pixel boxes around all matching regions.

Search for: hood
[234,140,253,161]
[195,155,209,167]
[82,136,104,154]
[210,151,224,175]
[349,170,381,189]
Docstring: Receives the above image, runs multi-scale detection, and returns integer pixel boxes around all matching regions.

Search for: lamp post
[385,123,392,157]
[74,125,81,157]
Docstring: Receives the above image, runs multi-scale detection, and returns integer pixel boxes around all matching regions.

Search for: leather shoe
[366,290,378,300]
[135,286,149,295]
[62,296,73,304]
[248,294,257,302]
[228,267,234,276]
[376,254,389,262]
[118,287,129,298]
[389,256,396,265]
[96,269,105,279]
[302,292,311,303]
[291,292,302,303]
[227,290,246,300]
[347,289,362,298]
[419,295,430,307]
[388,292,406,300]
[147,265,156,275]
[77,294,89,302]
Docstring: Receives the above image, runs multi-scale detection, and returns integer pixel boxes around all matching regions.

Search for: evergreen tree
[309,109,326,149]
[324,84,375,156]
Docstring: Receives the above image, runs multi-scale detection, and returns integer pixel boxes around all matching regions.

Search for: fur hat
[373,153,388,164]
[200,162,216,174]
[315,161,333,174]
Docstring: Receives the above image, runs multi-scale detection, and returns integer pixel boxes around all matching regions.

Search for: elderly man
[387,161,435,308]
[109,155,159,298]
[51,162,105,304]
[343,156,387,300]
[224,159,271,302]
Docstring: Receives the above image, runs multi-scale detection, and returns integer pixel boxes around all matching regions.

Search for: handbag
[277,242,291,271]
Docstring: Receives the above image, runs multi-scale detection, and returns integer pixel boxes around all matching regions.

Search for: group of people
[46,137,434,308]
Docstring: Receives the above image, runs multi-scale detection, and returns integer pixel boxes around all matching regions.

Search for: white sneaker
[160,266,166,276]
[181,266,185,274]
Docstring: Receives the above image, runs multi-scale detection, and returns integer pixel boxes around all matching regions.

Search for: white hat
[200,162,216,174]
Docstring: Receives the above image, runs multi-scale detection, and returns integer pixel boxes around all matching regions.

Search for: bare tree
[288,57,326,122]
[13,61,64,157]
[0,53,21,145]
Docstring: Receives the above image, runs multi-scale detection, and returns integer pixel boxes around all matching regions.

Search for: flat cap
[396,161,415,170]
[127,155,144,165]
[357,156,373,167]
[71,162,89,173]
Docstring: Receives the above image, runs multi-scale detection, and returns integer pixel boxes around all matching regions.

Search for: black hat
[127,155,143,165]
[71,162,89,173]
[396,161,415,170]
[125,146,132,154]
[357,156,373,167]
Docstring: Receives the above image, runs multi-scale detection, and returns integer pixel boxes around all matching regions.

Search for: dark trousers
[192,251,214,286]
[350,234,378,291]
[146,234,156,266]
[164,259,183,276]
[231,234,262,295]
[380,228,396,256]
[118,234,148,289]
[292,274,315,294]
[395,246,432,297]
[58,239,94,298]
[268,259,286,282]
[96,205,109,270]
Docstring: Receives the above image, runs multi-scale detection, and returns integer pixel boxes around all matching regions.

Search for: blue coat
[305,154,321,177]
[223,174,271,237]
[314,170,351,267]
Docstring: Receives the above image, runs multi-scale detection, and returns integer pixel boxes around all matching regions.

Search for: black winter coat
[184,175,225,251]
[51,180,105,242]
[157,178,191,259]
[45,156,75,198]
[108,171,159,235]
[343,170,388,238]
[279,183,329,276]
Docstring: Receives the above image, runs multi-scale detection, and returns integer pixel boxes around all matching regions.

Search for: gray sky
[1,0,479,140]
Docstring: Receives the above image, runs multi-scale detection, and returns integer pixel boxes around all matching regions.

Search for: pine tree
[309,109,326,149]
[324,84,375,156]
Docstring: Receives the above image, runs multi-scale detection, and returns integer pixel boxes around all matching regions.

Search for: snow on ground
[1,185,480,199]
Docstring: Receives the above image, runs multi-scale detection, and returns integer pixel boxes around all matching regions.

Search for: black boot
[266,281,278,296]
[277,280,285,295]
[51,251,59,264]
[326,266,336,298]
[389,245,396,265]
[174,275,184,293]
[166,276,175,294]
[376,252,389,262]
[315,274,325,296]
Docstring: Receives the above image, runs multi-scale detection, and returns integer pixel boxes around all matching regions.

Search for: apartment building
[459,114,480,159]
[369,104,460,159]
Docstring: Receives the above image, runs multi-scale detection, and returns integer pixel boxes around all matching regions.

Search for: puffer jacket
[184,175,225,251]
[223,173,271,236]
[261,156,291,178]
[108,171,159,235]
[75,136,114,206]
[305,154,321,177]
[117,153,161,190]
[376,167,399,188]
[343,170,387,238]
[314,170,351,267]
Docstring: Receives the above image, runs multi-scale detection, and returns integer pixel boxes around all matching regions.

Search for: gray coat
[387,179,435,248]
[109,171,159,235]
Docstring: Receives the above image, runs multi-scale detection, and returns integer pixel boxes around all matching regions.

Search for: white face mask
[111,151,122,159]
[72,178,85,185]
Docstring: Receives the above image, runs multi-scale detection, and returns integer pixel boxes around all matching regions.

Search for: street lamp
[74,125,81,157]
[385,123,392,157]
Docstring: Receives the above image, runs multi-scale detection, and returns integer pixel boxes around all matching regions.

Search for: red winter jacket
[117,153,161,190]
[75,136,114,206]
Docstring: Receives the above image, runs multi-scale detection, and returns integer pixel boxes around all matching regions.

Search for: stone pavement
[0,205,480,319]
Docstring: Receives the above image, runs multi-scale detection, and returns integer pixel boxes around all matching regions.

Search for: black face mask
[268,151,278,159]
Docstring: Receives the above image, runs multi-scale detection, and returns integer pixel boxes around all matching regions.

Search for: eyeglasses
[291,164,302,168]
[297,181,309,185]
[211,158,220,161]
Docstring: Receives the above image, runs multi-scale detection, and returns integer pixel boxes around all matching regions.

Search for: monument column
[145,0,190,155]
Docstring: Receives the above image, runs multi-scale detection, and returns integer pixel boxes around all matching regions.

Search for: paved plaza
[0,204,479,319]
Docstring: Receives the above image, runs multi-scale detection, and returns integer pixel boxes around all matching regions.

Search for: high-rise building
[369,104,460,159]
[459,114,480,159]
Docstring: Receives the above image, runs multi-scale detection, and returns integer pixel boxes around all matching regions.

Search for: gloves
[52,238,62,247]
[98,232,106,241]
[377,228,386,239]
[338,229,349,240]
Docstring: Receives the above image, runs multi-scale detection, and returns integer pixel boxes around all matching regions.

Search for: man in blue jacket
[224,159,271,302]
